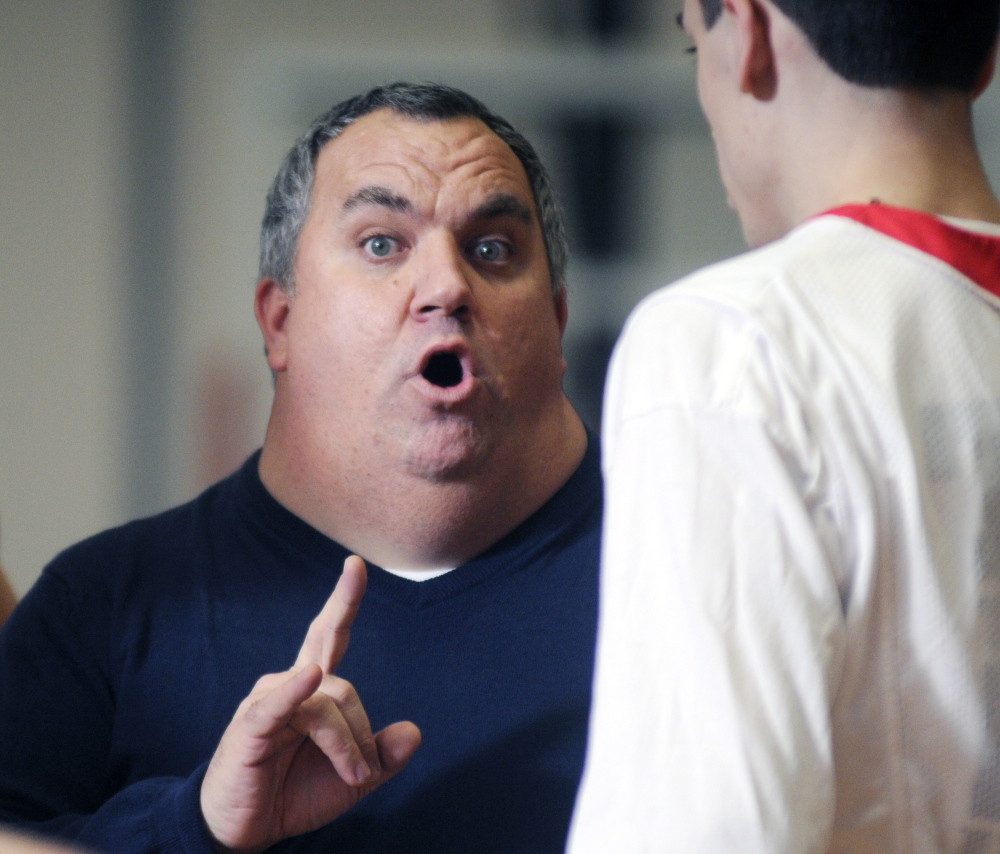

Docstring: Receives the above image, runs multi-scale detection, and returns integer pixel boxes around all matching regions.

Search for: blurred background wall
[3,0,1000,596]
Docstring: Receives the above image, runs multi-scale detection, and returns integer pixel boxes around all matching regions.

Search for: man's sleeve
[0,566,216,854]
[567,295,849,854]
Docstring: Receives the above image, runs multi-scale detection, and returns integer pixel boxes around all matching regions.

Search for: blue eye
[364,236,397,258]
[474,240,509,263]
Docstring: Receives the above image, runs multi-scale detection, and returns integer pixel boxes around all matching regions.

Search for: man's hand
[200,555,422,852]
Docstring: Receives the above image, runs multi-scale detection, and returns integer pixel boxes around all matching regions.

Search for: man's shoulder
[634,214,865,323]
[607,217,873,420]
[43,455,253,591]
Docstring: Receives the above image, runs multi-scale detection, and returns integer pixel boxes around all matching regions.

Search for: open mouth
[422,351,464,388]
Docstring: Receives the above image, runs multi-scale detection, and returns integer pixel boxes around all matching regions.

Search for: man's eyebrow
[342,185,413,215]
[468,193,534,225]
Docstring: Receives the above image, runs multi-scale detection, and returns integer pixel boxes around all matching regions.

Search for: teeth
[422,352,463,388]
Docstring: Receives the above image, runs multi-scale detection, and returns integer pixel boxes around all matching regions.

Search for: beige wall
[0,0,125,594]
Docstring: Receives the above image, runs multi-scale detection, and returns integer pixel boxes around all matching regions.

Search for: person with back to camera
[568,0,1000,852]
[0,82,601,854]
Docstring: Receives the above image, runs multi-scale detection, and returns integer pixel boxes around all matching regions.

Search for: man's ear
[974,41,998,100]
[254,278,291,373]
[727,0,777,100]
[554,288,569,336]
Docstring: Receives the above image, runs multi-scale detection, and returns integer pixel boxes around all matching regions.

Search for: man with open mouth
[0,83,599,854]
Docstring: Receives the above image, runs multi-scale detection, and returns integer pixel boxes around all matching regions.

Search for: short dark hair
[698,0,1000,90]
[260,82,569,295]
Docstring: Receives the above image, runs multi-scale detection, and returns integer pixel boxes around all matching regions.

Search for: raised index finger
[295,555,367,672]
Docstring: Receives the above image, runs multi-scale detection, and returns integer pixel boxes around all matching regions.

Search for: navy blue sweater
[0,441,601,853]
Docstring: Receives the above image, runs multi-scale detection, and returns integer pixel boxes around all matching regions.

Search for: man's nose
[408,232,472,321]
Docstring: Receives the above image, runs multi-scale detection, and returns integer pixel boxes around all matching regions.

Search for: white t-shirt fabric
[568,207,1000,854]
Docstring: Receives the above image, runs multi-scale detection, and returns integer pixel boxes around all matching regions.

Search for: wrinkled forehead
[309,109,536,218]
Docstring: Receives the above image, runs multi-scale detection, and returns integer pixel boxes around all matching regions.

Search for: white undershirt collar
[381,565,456,582]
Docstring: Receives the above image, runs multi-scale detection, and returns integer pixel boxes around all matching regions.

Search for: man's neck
[756,41,1000,242]
[773,71,1000,236]
[257,397,588,570]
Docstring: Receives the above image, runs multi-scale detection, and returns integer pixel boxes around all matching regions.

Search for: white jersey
[569,206,1000,854]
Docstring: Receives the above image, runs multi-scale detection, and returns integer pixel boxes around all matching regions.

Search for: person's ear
[254,278,292,373]
[973,40,998,100]
[554,288,569,336]
[726,0,777,100]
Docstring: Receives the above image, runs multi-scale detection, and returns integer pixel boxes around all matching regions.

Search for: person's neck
[776,80,1000,235]
[257,397,588,570]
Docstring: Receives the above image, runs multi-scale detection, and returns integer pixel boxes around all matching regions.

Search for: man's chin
[400,420,490,482]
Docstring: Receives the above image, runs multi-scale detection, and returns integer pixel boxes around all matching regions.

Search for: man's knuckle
[323,725,356,756]
[326,676,357,705]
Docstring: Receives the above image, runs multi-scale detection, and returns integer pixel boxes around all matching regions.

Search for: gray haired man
[0,83,600,854]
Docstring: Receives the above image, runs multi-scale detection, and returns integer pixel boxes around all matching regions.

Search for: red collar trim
[825,203,1000,303]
